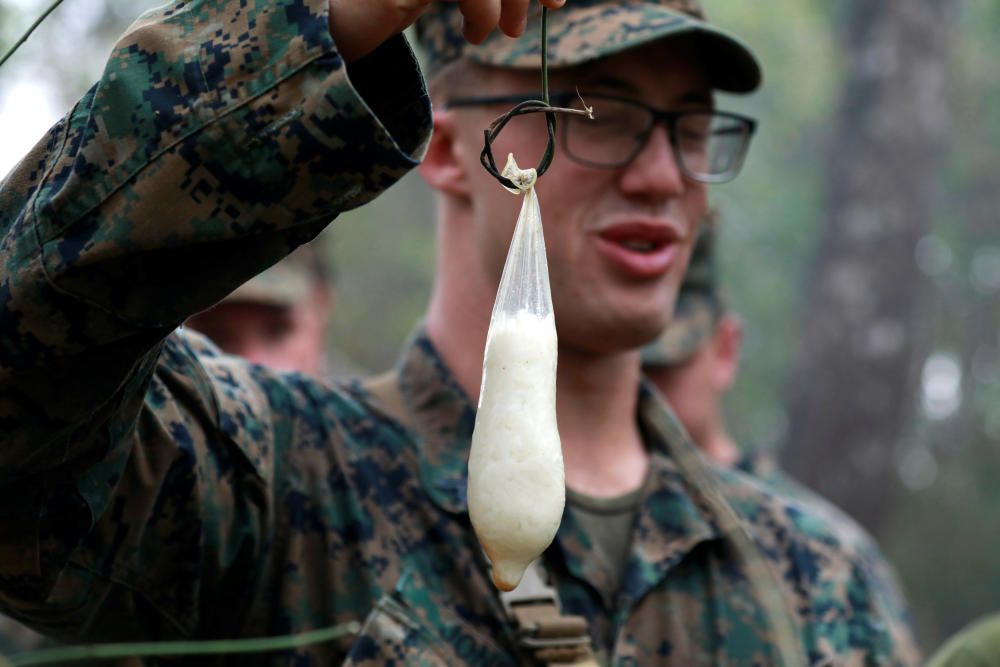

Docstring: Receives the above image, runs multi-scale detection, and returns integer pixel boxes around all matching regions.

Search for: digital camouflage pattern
[734,449,918,652]
[416,0,761,93]
[0,0,920,664]
[641,216,915,643]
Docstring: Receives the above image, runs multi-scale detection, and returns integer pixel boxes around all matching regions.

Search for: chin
[615,316,667,351]
[558,309,668,355]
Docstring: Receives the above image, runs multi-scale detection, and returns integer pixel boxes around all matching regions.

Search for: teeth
[621,240,656,252]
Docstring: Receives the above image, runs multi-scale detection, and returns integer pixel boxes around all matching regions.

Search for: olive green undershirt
[565,483,645,592]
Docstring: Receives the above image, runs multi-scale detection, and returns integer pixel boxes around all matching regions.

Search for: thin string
[5,622,361,666]
[479,7,592,189]
[0,0,67,69]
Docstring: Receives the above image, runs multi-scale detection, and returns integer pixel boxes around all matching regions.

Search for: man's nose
[618,124,687,200]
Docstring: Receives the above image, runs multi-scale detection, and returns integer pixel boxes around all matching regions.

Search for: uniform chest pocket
[342,594,451,666]
[341,570,518,667]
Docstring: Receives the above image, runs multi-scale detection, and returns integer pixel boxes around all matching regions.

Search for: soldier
[186,244,338,376]
[642,217,916,639]
[0,1,919,666]
[641,216,743,467]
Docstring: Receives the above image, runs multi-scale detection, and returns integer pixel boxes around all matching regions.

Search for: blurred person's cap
[642,215,725,366]
[225,245,329,308]
[416,0,761,93]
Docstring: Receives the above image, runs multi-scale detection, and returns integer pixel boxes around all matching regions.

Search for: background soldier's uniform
[0,0,918,664]
[643,221,917,654]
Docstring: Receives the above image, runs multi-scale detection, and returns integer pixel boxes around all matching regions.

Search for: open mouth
[617,239,662,253]
[595,222,682,278]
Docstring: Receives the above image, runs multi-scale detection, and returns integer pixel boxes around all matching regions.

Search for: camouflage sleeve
[0,0,430,639]
[737,455,922,662]
[783,499,923,665]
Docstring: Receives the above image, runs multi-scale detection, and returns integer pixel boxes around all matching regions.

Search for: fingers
[458,0,501,44]
[498,0,530,38]
[456,0,566,44]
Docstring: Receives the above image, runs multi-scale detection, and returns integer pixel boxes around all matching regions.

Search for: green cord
[541,7,550,106]
[5,621,360,666]
[478,5,582,188]
[0,0,67,69]
[537,7,557,176]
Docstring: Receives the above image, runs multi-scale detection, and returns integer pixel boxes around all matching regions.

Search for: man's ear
[712,314,743,391]
[419,110,471,198]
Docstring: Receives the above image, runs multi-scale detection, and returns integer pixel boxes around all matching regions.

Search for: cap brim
[224,268,312,307]
[470,6,761,94]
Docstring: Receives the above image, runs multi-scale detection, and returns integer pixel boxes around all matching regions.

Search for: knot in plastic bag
[500,154,537,194]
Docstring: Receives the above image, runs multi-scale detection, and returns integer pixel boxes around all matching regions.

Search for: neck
[555,347,649,497]
[425,219,494,403]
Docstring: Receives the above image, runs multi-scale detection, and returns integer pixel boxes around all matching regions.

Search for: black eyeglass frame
[445,92,758,184]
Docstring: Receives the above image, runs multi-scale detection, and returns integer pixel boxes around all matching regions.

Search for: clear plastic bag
[467,156,565,591]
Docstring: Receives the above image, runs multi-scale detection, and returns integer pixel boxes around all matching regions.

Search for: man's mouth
[618,239,660,252]
[594,222,684,279]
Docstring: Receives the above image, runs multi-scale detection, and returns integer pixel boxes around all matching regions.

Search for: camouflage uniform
[643,220,919,662]
[0,0,919,664]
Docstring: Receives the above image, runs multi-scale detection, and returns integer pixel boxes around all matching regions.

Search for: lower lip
[594,236,679,279]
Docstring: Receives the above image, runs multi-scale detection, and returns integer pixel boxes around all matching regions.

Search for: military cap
[224,244,329,308]
[416,0,761,93]
[641,215,724,366]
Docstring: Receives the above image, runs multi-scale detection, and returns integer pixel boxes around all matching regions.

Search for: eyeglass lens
[560,95,749,181]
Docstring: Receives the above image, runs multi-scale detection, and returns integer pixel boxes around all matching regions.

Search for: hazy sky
[0,0,162,177]
[1,0,56,176]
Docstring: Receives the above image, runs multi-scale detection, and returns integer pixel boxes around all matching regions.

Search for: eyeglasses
[445,92,757,184]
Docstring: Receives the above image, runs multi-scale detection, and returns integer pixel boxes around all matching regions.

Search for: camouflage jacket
[0,0,919,664]
[735,450,919,653]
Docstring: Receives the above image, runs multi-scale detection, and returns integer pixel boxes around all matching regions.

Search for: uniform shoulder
[712,461,920,662]
[713,461,854,547]
[172,328,410,460]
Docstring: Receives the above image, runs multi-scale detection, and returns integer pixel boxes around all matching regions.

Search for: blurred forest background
[2,0,998,654]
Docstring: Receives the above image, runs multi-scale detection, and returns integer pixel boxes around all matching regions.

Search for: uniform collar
[554,383,722,610]
[396,326,477,513]
[395,327,723,593]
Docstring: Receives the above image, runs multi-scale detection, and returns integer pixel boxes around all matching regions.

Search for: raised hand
[329,0,566,62]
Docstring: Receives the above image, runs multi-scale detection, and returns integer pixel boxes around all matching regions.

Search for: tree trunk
[781,0,957,536]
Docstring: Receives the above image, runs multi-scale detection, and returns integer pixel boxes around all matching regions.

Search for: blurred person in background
[641,214,742,468]
[642,216,915,636]
[186,244,339,377]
